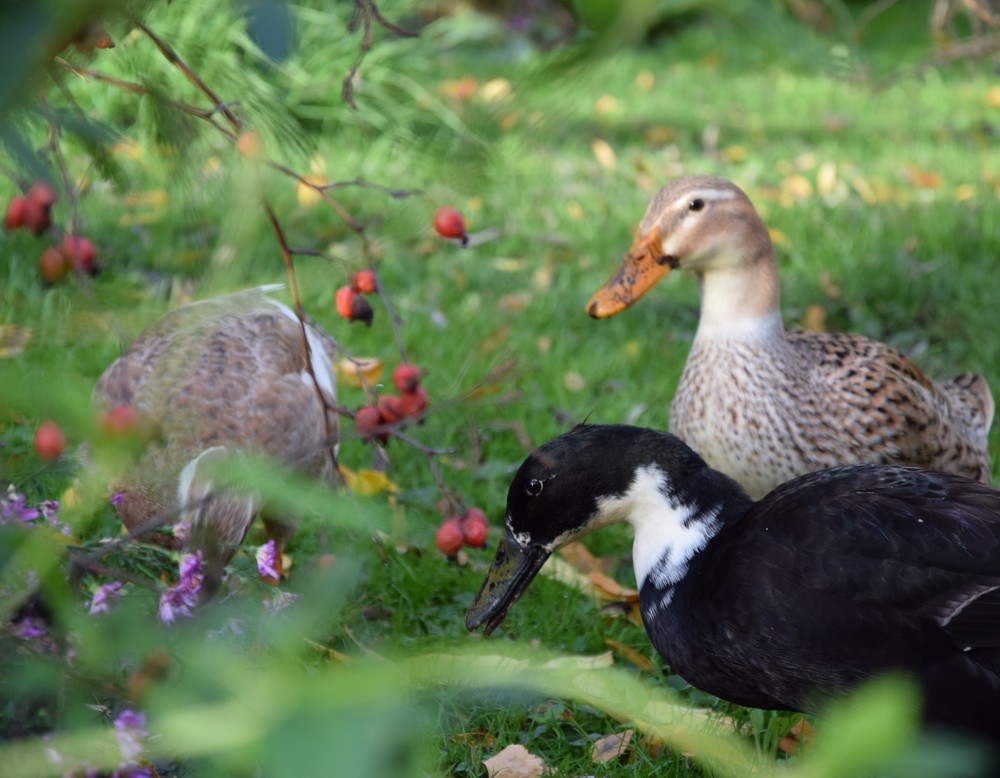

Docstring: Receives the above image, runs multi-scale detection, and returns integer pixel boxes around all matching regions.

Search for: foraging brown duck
[93,286,339,587]
[586,175,993,497]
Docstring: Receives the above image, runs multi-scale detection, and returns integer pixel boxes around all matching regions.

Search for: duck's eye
[688,198,705,212]
[525,479,544,497]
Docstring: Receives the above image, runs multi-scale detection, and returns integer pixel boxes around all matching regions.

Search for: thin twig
[264,201,346,486]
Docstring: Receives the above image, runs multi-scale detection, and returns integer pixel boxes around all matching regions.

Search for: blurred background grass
[2,0,999,775]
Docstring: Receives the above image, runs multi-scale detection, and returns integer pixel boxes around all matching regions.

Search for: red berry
[27,182,57,209]
[435,516,464,556]
[39,247,69,284]
[23,200,51,235]
[392,363,422,393]
[399,385,428,417]
[94,32,114,49]
[464,506,487,525]
[433,206,467,241]
[349,294,374,326]
[335,285,356,319]
[60,235,97,274]
[352,269,377,294]
[5,196,27,230]
[355,405,383,443]
[99,404,139,435]
[377,394,403,425]
[34,420,66,462]
[461,515,488,548]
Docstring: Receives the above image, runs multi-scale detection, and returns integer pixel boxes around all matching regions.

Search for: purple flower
[110,491,124,507]
[1,487,40,523]
[256,539,279,580]
[112,709,148,772]
[158,552,203,623]
[172,520,190,543]
[88,581,123,615]
[13,616,46,639]
[40,500,60,520]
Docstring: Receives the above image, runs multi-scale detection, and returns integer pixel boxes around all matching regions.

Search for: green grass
[2,0,1000,775]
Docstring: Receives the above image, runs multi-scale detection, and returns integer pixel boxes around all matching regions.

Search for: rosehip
[352,268,377,294]
[236,131,261,158]
[433,206,467,242]
[27,182,57,209]
[435,516,464,556]
[399,385,428,417]
[464,506,488,525]
[39,247,69,284]
[34,420,66,462]
[461,515,488,548]
[392,363,421,394]
[335,285,356,319]
[349,294,374,326]
[94,32,114,49]
[99,404,139,435]
[355,405,383,442]
[23,200,51,235]
[377,394,403,424]
[60,235,97,274]
[5,196,27,230]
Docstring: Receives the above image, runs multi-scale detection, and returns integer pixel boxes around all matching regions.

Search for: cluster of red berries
[355,363,429,443]
[5,182,58,235]
[435,507,488,556]
[5,183,99,283]
[335,269,377,326]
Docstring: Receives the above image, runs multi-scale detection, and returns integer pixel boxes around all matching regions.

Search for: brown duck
[93,286,339,587]
[587,175,993,498]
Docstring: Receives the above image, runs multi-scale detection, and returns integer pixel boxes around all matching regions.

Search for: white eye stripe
[682,188,737,204]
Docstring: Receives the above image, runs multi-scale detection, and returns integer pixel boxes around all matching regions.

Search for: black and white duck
[93,286,339,588]
[586,175,994,498]
[466,424,1000,740]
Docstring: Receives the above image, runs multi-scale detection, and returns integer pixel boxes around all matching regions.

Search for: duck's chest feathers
[669,323,813,495]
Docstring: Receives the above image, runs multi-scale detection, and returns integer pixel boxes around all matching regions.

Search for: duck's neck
[694,250,783,340]
[596,464,731,616]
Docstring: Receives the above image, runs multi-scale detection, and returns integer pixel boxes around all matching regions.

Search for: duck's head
[178,446,259,588]
[586,176,773,319]
[466,424,731,635]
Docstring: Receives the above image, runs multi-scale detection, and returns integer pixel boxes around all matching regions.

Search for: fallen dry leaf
[604,639,656,672]
[591,729,633,764]
[483,743,546,778]
[334,356,383,388]
[588,569,640,603]
[590,138,617,171]
[559,541,611,575]
[778,717,815,755]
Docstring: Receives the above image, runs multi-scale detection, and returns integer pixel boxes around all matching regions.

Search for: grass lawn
[2,1,999,775]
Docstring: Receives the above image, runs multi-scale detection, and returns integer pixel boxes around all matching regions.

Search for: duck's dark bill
[465,530,550,635]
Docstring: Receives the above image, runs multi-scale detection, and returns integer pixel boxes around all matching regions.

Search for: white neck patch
[595,464,720,593]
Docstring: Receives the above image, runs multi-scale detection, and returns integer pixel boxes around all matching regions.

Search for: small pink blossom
[88,581,123,615]
[255,539,279,580]
[158,552,203,623]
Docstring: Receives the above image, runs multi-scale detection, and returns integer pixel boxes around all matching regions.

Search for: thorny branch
[343,0,417,109]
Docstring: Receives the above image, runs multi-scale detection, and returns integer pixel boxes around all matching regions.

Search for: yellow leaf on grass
[480,78,513,103]
[341,467,398,496]
[595,95,624,115]
[817,161,837,197]
[563,371,585,393]
[801,303,826,332]
[0,324,32,358]
[986,85,1000,107]
[635,70,656,91]
[439,76,478,100]
[566,201,585,220]
[768,227,789,248]
[721,144,746,163]
[483,744,545,778]
[591,138,617,171]
[591,729,633,764]
[542,555,638,603]
[297,174,326,207]
[955,183,977,201]
[334,357,383,389]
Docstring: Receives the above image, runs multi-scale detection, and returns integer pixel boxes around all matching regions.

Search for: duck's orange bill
[585,225,673,319]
